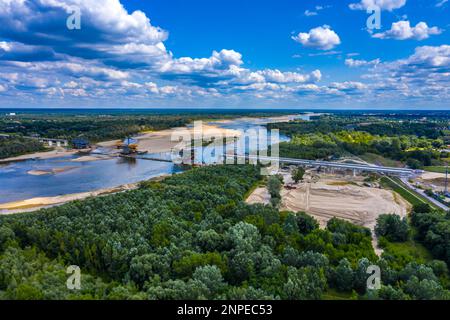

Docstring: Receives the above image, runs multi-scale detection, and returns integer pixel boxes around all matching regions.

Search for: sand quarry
[97,123,242,154]
[246,171,411,254]
[415,171,448,193]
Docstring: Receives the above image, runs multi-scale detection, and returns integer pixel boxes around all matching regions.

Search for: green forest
[0,111,292,143]
[0,136,47,159]
[0,111,288,159]
[269,117,449,169]
[0,114,197,146]
[0,165,449,300]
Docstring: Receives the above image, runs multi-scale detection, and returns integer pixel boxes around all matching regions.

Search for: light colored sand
[246,173,411,255]
[96,139,122,148]
[421,172,447,180]
[1,115,293,162]
[212,114,313,125]
[415,171,448,192]
[0,174,172,215]
[0,183,138,214]
[279,180,410,230]
[71,155,111,162]
[27,166,78,176]
[52,166,78,174]
[97,124,241,154]
[246,187,271,205]
[27,170,52,176]
[0,149,78,163]
[132,127,186,153]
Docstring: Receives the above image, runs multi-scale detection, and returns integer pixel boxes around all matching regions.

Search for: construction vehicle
[118,137,143,155]
[122,143,139,155]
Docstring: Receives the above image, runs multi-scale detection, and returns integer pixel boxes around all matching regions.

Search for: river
[0,114,312,204]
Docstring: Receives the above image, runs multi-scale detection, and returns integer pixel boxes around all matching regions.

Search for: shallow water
[0,115,309,204]
[0,155,180,204]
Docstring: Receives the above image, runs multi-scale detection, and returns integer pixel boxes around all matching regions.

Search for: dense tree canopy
[375,214,410,242]
[0,136,46,159]
[0,165,448,300]
[269,115,448,168]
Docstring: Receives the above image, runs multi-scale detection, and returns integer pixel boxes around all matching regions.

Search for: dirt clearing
[246,172,411,255]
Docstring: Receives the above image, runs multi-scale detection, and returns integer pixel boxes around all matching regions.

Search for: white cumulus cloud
[362,45,450,100]
[349,0,406,11]
[304,10,318,16]
[372,21,442,40]
[345,58,381,67]
[291,25,341,50]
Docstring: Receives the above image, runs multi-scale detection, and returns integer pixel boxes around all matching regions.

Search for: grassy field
[380,238,433,266]
[360,153,403,167]
[424,166,448,174]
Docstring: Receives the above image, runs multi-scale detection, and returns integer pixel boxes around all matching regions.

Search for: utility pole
[445,164,449,196]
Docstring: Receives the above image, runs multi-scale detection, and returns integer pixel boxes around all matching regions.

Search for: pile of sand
[245,174,411,255]
[415,171,448,192]
[280,180,410,231]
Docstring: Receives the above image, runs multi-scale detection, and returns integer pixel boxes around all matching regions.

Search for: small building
[72,138,90,149]
[39,138,68,147]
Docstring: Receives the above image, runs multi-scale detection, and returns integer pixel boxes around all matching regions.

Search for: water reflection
[0,115,311,204]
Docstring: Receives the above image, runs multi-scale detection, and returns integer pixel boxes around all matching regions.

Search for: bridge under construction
[224,154,420,177]
[96,149,420,177]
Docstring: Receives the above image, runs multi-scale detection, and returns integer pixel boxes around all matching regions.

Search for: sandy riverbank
[97,123,242,154]
[71,155,112,162]
[0,184,136,214]
[27,166,79,176]
[0,115,299,214]
[0,173,172,215]
[27,170,53,176]
[0,148,79,163]
[212,114,306,125]
[1,115,300,163]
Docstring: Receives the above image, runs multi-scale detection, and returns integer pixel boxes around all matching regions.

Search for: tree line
[0,136,46,159]
[0,165,448,299]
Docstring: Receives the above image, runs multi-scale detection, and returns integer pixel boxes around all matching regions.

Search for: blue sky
[0,0,449,109]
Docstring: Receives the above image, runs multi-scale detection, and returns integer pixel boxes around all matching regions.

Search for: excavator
[116,137,140,155]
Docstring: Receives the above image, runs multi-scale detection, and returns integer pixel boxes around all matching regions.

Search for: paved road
[228,155,418,176]
[399,177,449,211]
